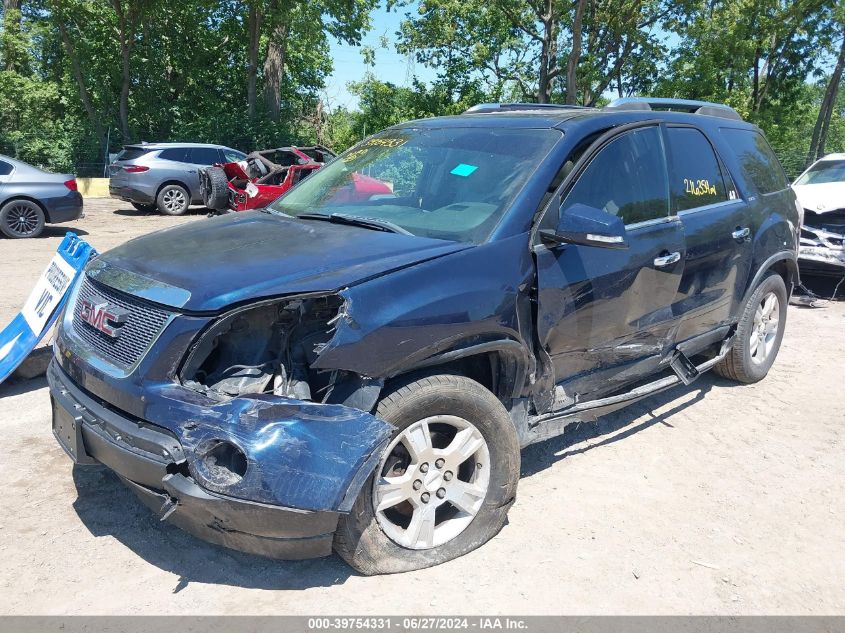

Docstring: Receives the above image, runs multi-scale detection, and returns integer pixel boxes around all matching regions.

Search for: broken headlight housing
[180,295,344,401]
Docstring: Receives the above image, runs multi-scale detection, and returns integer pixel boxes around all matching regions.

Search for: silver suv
[109,143,246,215]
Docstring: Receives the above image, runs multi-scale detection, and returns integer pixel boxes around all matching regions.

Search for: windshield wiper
[298,213,412,235]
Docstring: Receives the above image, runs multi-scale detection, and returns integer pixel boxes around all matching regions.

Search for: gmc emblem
[79,297,128,338]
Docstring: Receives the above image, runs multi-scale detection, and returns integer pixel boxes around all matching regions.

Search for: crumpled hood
[95,211,469,312]
[792,182,845,214]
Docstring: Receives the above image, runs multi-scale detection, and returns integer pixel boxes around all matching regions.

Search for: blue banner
[0,232,95,384]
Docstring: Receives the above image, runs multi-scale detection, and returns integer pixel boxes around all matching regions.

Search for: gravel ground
[1,199,843,615]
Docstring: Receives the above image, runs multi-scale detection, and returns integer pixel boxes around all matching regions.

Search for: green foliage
[0,0,843,178]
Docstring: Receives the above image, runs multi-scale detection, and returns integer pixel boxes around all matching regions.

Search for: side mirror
[540,202,628,249]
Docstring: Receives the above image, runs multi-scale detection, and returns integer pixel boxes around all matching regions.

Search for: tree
[806,12,845,166]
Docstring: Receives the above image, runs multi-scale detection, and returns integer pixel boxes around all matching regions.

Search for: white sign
[245,182,259,198]
[21,253,77,336]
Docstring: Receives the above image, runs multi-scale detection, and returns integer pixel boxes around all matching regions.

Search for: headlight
[180,294,344,401]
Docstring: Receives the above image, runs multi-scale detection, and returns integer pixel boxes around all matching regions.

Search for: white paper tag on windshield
[21,253,77,336]
[246,182,259,198]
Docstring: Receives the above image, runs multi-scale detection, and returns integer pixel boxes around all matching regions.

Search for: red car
[201,145,392,213]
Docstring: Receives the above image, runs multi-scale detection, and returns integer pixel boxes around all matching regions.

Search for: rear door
[665,125,753,344]
[535,123,687,405]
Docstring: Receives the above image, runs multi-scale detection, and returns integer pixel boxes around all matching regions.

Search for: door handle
[732,227,751,241]
[654,251,681,267]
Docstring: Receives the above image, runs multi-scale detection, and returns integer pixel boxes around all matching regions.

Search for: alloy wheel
[5,203,40,236]
[162,188,187,213]
[372,415,490,550]
[750,291,780,364]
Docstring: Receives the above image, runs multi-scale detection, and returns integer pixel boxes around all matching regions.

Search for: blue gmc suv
[49,98,800,575]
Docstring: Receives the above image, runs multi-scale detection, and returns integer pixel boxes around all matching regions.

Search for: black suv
[49,98,799,575]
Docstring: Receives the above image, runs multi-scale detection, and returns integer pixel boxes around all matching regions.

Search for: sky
[323,3,437,111]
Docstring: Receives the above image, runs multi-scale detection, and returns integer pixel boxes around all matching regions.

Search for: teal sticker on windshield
[450,163,478,177]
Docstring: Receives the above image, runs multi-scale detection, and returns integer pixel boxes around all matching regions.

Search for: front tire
[714,272,788,383]
[334,373,520,575]
[0,199,45,238]
[156,184,190,216]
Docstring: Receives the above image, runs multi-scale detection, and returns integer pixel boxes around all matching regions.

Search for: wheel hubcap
[6,204,38,235]
[163,189,186,211]
[372,415,490,550]
[750,291,780,364]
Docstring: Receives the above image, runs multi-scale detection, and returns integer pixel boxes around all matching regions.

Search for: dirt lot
[1,199,844,615]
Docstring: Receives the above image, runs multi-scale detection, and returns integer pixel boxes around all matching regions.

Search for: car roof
[814,153,845,162]
[124,142,229,150]
[389,105,758,133]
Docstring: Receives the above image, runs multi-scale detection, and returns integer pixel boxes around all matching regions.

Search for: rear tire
[334,373,520,575]
[130,202,157,213]
[156,184,190,216]
[200,167,230,210]
[0,199,45,238]
[714,273,788,383]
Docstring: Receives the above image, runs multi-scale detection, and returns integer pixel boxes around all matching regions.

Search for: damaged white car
[793,155,845,279]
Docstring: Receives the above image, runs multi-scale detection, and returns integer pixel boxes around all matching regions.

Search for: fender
[741,250,798,307]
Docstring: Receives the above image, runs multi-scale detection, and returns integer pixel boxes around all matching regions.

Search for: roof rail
[464,102,590,114]
[603,97,743,121]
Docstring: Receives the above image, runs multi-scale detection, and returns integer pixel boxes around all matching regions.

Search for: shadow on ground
[71,465,354,591]
[24,226,90,238]
[0,375,48,398]
[112,206,214,217]
[520,374,720,478]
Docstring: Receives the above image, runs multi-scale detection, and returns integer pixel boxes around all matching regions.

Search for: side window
[720,128,788,194]
[158,148,188,162]
[666,127,729,212]
[0,160,13,176]
[223,149,246,162]
[561,126,669,226]
[189,147,222,165]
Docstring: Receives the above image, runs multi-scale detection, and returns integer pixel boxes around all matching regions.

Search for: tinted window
[721,128,788,194]
[223,149,246,162]
[0,160,13,176]
[561,126,669,225]
[795,160,845,185]
[666,127,729,211]
[117,147,151,161]
[189,147,221,165]
[158,148,188,162]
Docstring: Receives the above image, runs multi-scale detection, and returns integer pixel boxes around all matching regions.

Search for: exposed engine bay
[181,295,344,401]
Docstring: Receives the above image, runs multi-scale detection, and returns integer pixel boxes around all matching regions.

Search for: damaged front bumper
[47,359,391,559]
[799,224,845,277]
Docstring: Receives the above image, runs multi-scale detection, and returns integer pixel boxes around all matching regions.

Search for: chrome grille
[71,276,172,368]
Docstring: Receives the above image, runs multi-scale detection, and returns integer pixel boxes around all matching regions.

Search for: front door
[535,123,686,406]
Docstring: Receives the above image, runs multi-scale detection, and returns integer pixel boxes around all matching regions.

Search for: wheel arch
[382,339,534,404]
[0,195,50,222]
[741,250,798,308]
[155,179,191,198]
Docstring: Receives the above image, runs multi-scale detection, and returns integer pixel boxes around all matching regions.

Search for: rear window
[720,128,788,194]
[0,160,13,176]
[189,147,222,165]
[116,147,152,162]
[795,160,845,185]
[159,148,189,162]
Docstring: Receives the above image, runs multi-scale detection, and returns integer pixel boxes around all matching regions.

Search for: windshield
[796,160,845,185]
[267,127,560,243]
